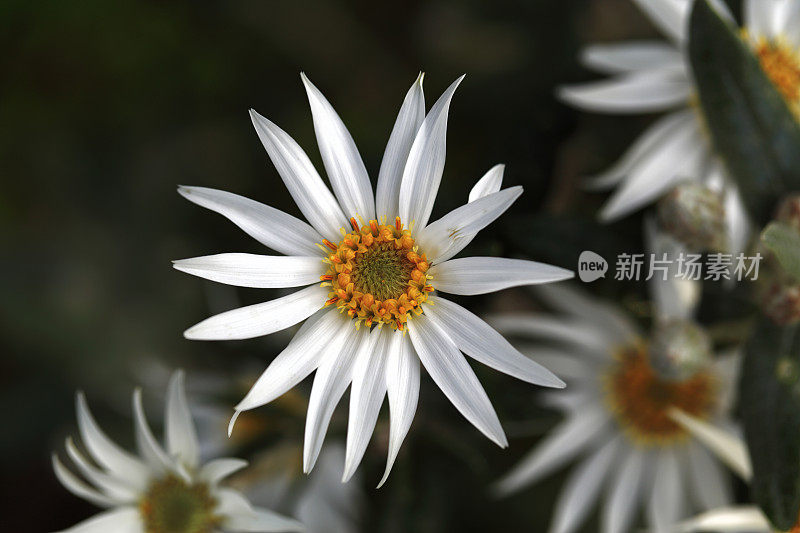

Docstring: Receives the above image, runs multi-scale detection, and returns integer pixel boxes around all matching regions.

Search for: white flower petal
[631,0,690,43]
[216,487,254,519]
[424,297,564,388]
[233,309,343,413]
[177,186,322,257]
[399,75,464,232]
[173,254,324,289]
[668,409,752,480]
[777,1,800,46]
[648,449,685,533]
[550,436,622,533]
[584,110,691,191]
[343,327,390,482]
[418,187,523,264]
[468,164,505,203]
[745,0,774,37]
[687,443,731,511]
[54,507,143,533]
[487,314,612,356]
[74,393,149,488]
[302,73,374,221]
[64,438,138,503]
[600,116,704,222]
[51,454,118,508]
[376,73,426,220]
[250,109,347,241]
[725,183,751,257]
[408,315,507,448]
[184,284,326,341]
[378,332,420,488]
[581,41,684,74]
[673,506,770,533]
[303,326,372,473]
[558,73,691,114]
[200,458,249,485]
[431,257,573,295]
[601,446,646,533]
[165,370,200,468]
[645,218,700,321]
[225,506,305,532]
[494,408,610,495]
[132,388,173,472]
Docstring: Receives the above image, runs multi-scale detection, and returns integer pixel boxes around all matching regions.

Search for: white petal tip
[227,410,242,438]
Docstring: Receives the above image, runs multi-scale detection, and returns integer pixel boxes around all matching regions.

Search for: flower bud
[657,182,727,252]
[648,319,713,381]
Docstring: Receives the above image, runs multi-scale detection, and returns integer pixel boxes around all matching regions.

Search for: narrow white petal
[687,443,731,511]
[303,326,372,473]
[250,109,347,241]
[584,110,691,191]
[533,284,640,345]
[55,507,142,533]
[601,446,646,533]
[408,315,507,447]
[645,218,700,321]
[173,254,324,289]
[600,117,703,222]
[431,257,573,295]
[132,388,173,472]
[418,187,523,264]
[745,0,773,36]
[376,73,426,220]
[468,164,505,203]
[424,298,564,388]
[487,314,612,355]
[378,332,420,488]
[74,393,149,488]
[200,458,249,485]
[215,487,254,519]
[165,370,200,468]
[343,327,390,482]
[233,309,344,413]
[51,454,117,508]
[558,73,691,114]
[725,184,751,258]
[550,437,622,533]
[648,450,685,533]
[673,506,770,533]
[225,506,305,532]
[581,41,684,74]
[777,1,800,46]
[631,0,690,43]
[494,408,610,495]
[668,409,752,480]
[302,73,374,221]
[184,284,326,341]
[177,186,322,257]
[64,438,138,503]
[399,75,464,231]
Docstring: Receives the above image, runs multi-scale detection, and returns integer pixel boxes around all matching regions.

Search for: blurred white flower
[559,0,756,254]
[51,370,304,533]
[491,277,742,533]
[176,73,573,485]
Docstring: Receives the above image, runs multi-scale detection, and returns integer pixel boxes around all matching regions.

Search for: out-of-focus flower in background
[51,370,304,532]
[174,73,573,485]
[490,273,741,533]
[559,0,752,256]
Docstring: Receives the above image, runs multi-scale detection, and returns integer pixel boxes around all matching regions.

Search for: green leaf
[740,317,800,529]
[688,0,800,225]
[762,222,800,280]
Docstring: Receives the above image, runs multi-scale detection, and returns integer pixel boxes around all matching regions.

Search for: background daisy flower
[51,370,304,533]
[175,73,573,485]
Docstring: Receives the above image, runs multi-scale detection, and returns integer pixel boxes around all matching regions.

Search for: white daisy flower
[491,278,741,533]
[559,0,763,254]
[51,370,304,533]
[175,73,573,486]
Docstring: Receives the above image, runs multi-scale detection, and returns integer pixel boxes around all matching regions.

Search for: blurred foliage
[763,222,800,281]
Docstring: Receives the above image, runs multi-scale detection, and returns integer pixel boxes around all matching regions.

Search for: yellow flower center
[320,216,433,330]
[140,475,220,533]
[753,36,800,114]
[603,344,716,445]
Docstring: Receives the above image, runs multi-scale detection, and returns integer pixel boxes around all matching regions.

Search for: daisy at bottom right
[490,282,741,533]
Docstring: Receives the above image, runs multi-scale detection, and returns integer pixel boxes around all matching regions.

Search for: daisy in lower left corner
[51,370,304,533]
